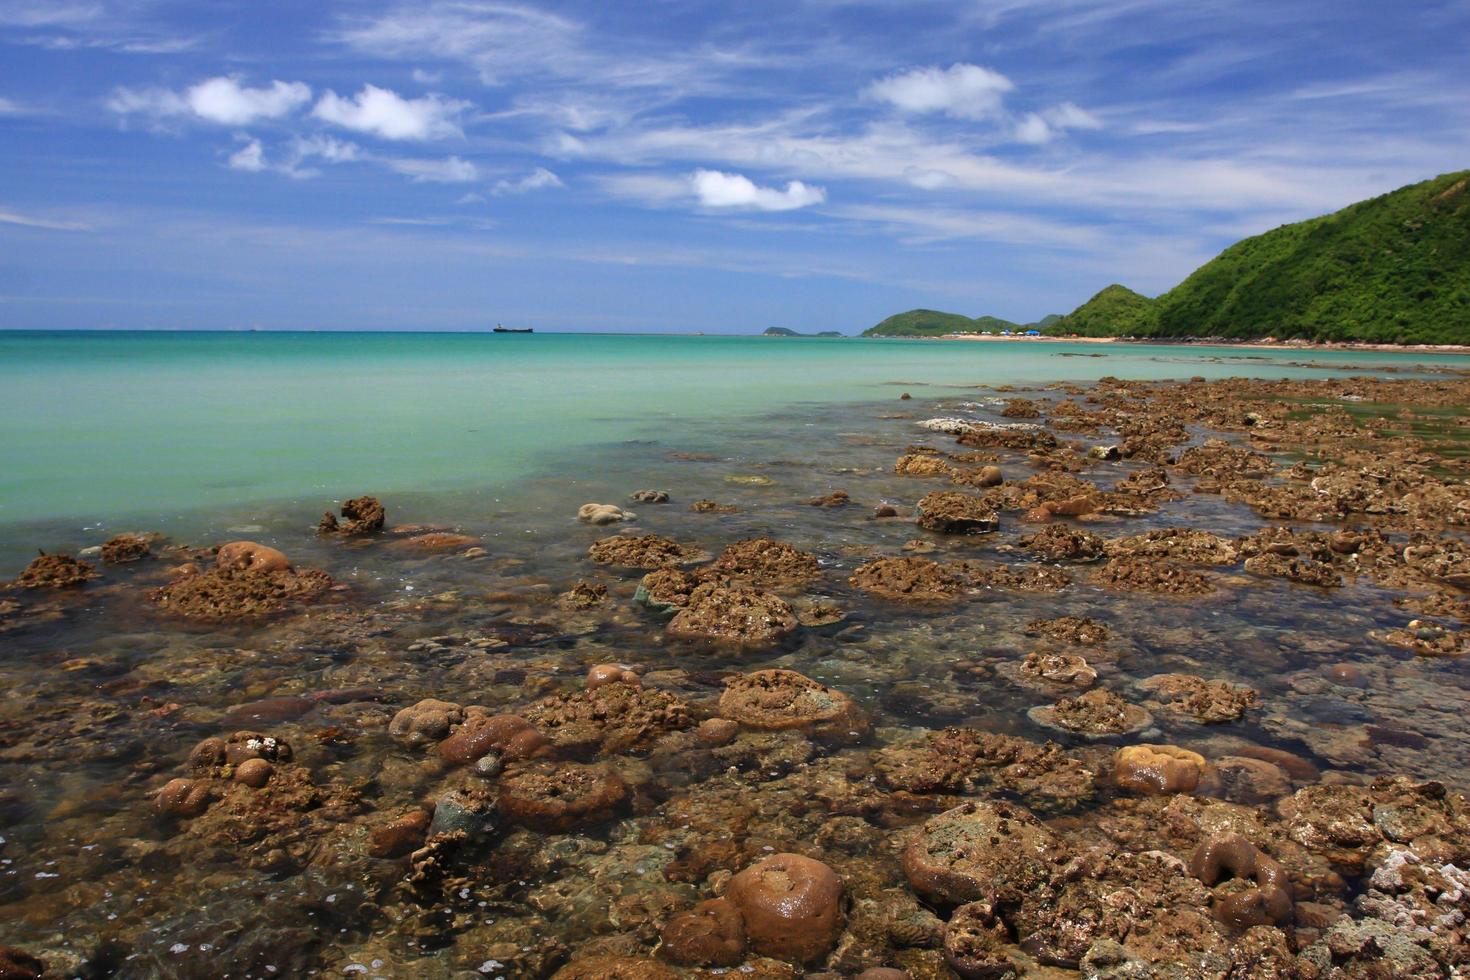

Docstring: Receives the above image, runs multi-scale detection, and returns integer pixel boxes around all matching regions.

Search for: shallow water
[2,337,1470,977]
[6,330,1469,570]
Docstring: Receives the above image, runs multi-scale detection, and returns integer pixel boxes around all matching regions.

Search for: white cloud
[227,138,266,172]
[1045,101,1103,131]
[293,135,362,164]
[384,155,479,182]
[1014,114,1053,144]
[492,167,563,195]
[865,63,1014,120]
[186,77,310,125]
[691,170,825,211]
[109,76,310,126]
[312,84,469,141]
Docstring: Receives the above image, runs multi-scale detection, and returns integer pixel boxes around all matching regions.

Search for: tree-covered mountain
[862,310,1018,336]
[1047,169,1470,343]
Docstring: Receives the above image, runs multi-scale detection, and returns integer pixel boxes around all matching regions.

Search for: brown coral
[719,669,869,744]
[1188,832,1293,928]
[1113,744,1206,795]
[850,556,964,601]
[726,853,845,965]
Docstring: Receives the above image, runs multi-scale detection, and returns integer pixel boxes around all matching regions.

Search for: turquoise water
[3,330,1468,565]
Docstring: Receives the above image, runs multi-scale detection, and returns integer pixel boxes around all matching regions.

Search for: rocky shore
[1,373,1469,978]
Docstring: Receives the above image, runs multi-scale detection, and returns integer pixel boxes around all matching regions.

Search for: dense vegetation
[763,327,845,337]
[1045,169,1470,343]
[862,310,1018,337]
[1049,285,1156,337]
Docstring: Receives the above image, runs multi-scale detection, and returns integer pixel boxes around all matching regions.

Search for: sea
[4,329,1468,572]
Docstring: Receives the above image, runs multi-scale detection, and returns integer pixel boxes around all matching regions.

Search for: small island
[762,327,845,337]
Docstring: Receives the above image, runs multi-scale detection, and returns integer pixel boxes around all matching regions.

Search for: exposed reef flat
[3,373,1470,977]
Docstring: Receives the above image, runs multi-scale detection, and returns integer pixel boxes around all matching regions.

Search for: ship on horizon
[492,322,533,333]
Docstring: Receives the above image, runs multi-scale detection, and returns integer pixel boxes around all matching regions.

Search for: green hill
[1048,169,1470,344]
[862,310,1017,337]
[1047,285,1157,337]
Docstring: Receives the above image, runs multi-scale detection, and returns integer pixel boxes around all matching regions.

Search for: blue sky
[1,0,1466,333]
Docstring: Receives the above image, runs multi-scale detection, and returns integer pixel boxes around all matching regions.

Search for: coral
[497,761,629,832]
[709,537,821,588]
[1138,673,1259,724]
[587,533,704,568]
[719,669,870,744]
[1028,689,1151,737]
[727,853,845,965]
[101,533,151,564]
[659,898,747,966]
[1113,744,1206,796]
[902,800,1063,908]
[850,556,964,601]
[524,684,693,755]
[667,583,800,646]
[11,552,95,589]
[1189,832,1293,928]
[389,698,465,745]
[915,491,1000,535]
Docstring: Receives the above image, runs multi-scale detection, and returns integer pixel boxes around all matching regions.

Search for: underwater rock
[1024,616,1109,646]
[719,669,870,745]
[943,902,1016,979]
[630,489,670,503]
[588,533,705,569]
[1105,528,1240,565]
[1211,756,1293,804]
[149,560,334,619]
[850,556,964,601]
[1113,744,1206,796]
[428,785,499,838]
[1244,553,1343,588]
[389,698,465,745]
[1001,397,1041,419]
[523,683,693,755]
[902,800,1062,908]
[915,491,1000,535]
[0,947,45,980]
[215,540,291,572]
[233,758,272,788]
[368,809,431,858]
[497,761,629,832]
[690,498,739,513]
[438,712,548,765]
[659,898,747,966]
[1012,651,1097,691]
[1138,673,1259,724]
[1092,557,1214,595]
[318,495,385,536]
[895,452,957,479]
[557,580,609,610]
[156,777,213,818]
[709,536,821,589]
[805,490,851,507]
[386,531,479,553]
[727,852,845,965]
[578,503,636,525]
[634,566,703,613]
[1029,689,1152,737]
[586,663,640,689]
[551,957,678,980]
[666,583,799,646]
[101,533,151,564]
[1016,524,1105,562]
[1189,831,1293,928]
[872,728,1098,810]
[10,552,96,589]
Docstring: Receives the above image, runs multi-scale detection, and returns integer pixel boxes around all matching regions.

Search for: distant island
[762,327,845,337]
[864,169,1469,345]
[861,311,1060,337]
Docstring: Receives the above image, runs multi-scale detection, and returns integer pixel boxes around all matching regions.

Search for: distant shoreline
[931,333,1470,354]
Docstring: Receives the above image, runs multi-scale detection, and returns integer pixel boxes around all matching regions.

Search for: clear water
[5,329,1468,572]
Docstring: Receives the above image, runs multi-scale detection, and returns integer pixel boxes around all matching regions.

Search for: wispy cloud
[0,207,92,231]
[383,155,479,182]
[492,167,563,195]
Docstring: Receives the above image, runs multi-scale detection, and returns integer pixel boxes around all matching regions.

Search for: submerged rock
[850,556,965,601]
[577,503,635,525]
[149,559,334,620]
[666,583,799,646]
[659,898,747,966]
[10,552,96,589]
[709,536,821,588]
[719,668,869,744]
[101,533,152,564]
[318,495,386,536]
[1138,673,1260,724]
[587,533,704,568]
[497,761,629,832]
[1029,689,1152,737]
[902,800,1063,908]
[915,491,1000,535]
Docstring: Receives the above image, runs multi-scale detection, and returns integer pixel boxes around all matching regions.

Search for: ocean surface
[3,329,1469,571]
